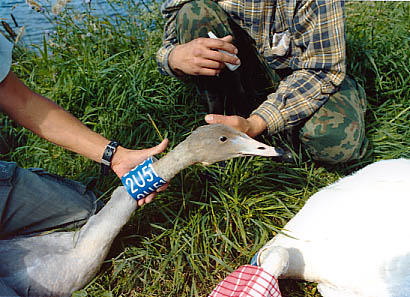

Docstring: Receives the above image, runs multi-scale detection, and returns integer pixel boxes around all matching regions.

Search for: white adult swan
[0,124,282,297]
[257,158,410,297]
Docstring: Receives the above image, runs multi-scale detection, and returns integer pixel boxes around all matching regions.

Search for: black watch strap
[101,141,119,175]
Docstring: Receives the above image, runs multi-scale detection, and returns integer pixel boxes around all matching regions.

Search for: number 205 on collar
[121,157,167,201]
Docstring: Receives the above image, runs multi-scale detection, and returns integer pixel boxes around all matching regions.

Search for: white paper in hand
[208,31,241,71]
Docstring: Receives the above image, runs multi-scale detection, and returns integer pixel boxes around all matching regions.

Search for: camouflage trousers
[175,0,368,164]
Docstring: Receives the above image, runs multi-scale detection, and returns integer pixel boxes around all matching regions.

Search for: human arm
[156,0,239,77]
[168,35,240,76]
[205,1,346,137]
[205,114,266,138]
[203,71,339,139]
[0,70,168,205]
[252,0,346,136]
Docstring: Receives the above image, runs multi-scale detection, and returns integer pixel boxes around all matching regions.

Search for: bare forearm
[25,100,109,163]
[0,71,170,206]
[0,71,109,162]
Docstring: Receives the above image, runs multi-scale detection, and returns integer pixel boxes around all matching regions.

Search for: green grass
[1,1,410,296]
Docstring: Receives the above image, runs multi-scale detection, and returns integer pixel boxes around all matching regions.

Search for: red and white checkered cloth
[208,265,282,297]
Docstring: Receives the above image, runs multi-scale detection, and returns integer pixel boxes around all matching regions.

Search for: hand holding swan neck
[152,139,196,181]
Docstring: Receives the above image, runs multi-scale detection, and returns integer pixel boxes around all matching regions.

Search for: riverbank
[0,0,129,47]
[2,1,410,297]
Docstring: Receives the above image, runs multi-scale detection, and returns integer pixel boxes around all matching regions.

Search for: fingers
[136,182,168,207]
[132,138,169,168]
[206,48,240,67]
[205,114,224,124]
[157,182,169,192]
[204,38,240,65]
[205,114,240,126]
[147,138,169,156]
[169,36,240,76]
[169,44,223,76]
[191,39,239,69]
[192,55,225,71]
[138,192,156,206]
[205,114,267,138]
[205,114,249,134]
[136,144,170,207]
[220,35,233,43]
[207,35,237,54]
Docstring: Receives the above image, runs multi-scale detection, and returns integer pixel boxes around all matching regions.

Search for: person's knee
[175,0,230,43]
[299,112,368,164]
[300,130,368,164]
[299,77,367,164]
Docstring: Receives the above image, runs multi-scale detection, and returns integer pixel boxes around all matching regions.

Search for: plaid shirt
[157,0,346,134]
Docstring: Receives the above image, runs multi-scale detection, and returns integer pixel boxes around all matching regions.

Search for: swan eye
[219,136,227,142]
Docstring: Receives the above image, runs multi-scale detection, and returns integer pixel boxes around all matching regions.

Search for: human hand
[168,35,240,76]
[205,114,267,138]
[111,139,169,206]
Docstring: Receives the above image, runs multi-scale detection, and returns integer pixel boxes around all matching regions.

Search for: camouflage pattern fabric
[176,0,278,115]
[175,0,367,164]
[176,0,232,44]
[299,77,368,163]
[176,0,254,115]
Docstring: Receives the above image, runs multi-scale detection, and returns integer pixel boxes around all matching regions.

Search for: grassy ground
[1,1,409,296]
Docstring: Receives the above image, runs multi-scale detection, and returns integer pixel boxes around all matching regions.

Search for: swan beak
[235,135,284,157]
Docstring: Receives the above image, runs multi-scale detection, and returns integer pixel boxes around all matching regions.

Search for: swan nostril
[258,147,266,150]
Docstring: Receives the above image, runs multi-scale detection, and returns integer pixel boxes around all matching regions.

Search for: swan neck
[76,187,137,252]
[75,139,196,253]
[153,140,195,181]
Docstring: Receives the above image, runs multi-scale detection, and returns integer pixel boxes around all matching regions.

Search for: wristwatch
[101,141,119,175]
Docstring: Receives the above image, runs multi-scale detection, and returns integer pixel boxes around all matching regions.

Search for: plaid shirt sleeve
[252,0,346,134]
[156,0,194,76]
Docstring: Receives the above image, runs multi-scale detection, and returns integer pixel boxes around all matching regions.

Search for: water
[0,0,127,47]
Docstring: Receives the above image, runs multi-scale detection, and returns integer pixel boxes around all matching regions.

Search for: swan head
[181,124,283,165]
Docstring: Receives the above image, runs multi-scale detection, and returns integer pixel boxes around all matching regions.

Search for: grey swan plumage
[0,124,282,297]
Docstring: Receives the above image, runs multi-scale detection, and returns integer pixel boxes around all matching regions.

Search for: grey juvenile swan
[0,124,282,297]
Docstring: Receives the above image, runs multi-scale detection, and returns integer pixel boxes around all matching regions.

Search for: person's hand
[168,35,240,76]
[205,114,267,138]
[110,139,169,206]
